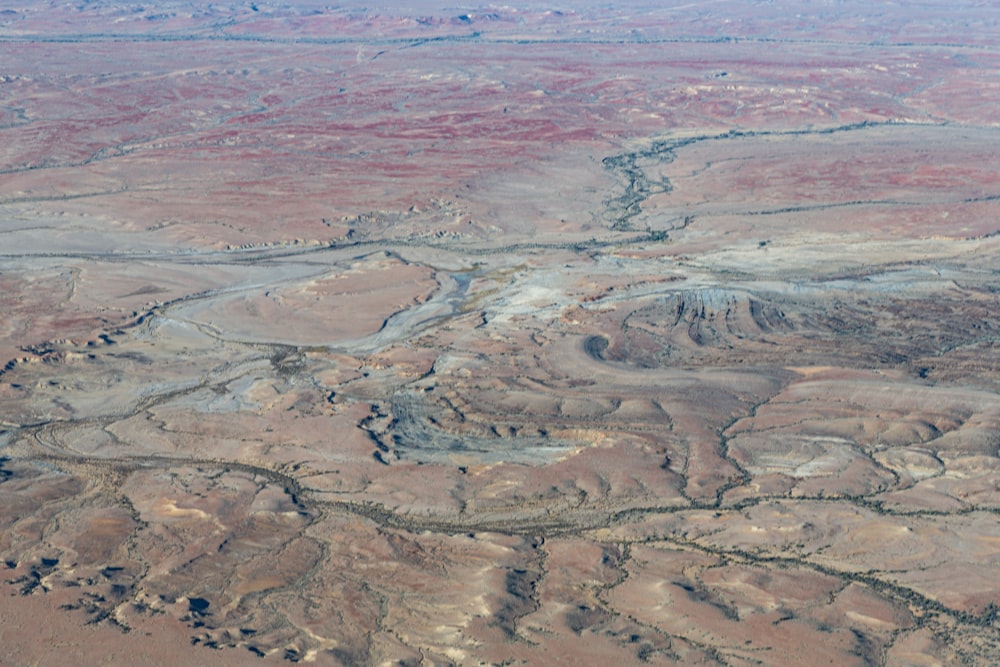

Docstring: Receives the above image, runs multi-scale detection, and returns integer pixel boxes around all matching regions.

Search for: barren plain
[2,1,1000,665]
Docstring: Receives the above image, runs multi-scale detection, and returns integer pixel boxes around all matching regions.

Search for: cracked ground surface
[2,1,1000,665]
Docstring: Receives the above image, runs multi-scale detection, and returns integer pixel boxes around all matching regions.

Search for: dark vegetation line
[0,230,653,264]
[740,191,1000,217]
[0,32,996,52]
[600,119,947,231]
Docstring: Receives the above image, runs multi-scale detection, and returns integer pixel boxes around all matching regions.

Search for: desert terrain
[1,1,999,665]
